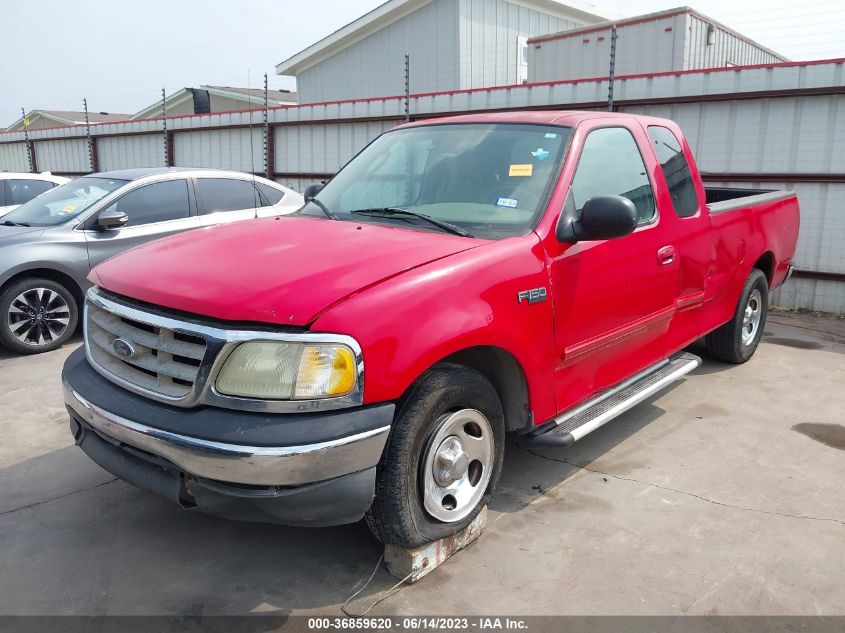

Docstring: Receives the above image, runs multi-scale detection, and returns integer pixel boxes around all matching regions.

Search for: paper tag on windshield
[496,197,518,208]
[509,164,533,177]
[60,205,77,214]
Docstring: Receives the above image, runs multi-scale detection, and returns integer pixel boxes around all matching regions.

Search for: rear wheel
[705,268,768,364]
[0,278,78,354]
[365,363,505,547]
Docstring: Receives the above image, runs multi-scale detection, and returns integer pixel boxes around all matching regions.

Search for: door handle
[657,245,676,265]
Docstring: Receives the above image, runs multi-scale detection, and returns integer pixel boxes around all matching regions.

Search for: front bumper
[62,347,394,526]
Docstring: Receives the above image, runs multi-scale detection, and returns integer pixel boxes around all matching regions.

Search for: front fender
[311,234,557,424]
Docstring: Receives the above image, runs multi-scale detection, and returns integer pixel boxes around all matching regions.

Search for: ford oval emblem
[112,338,136,359]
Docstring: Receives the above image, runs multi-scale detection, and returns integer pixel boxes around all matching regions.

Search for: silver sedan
[0,167,303,354]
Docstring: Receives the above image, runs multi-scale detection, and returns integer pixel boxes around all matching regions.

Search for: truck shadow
[492,396,672,516]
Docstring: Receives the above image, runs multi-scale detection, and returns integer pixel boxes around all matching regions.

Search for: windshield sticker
[531,147,551,161]
[544,132,558,139]
[509,164,533,177]
[496,197,518,208]
[60,205,77,213]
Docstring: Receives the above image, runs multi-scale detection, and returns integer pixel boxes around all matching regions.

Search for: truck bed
[705,186,793,213]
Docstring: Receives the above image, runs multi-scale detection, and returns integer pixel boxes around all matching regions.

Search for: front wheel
[0,278,78,354]
[705,268,768,364]
[365,363,505,547]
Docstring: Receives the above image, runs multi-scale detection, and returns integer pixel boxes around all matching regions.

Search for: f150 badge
[517,287,547,304]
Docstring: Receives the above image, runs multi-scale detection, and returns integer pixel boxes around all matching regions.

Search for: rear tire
[705,268,768,364]
[365,363,505,548]
[0,278,78,355]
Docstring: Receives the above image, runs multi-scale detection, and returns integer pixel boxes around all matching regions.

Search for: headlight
[215,341,358,400]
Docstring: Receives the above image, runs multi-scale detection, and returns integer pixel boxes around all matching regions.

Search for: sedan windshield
[300,123,571,239]
[3,177,126,227]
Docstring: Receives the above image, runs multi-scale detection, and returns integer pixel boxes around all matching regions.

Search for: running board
[518,352,702,448]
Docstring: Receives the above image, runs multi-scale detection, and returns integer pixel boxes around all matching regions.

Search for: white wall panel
[98,135,165,170]
[35,139,89,173]
[275,120,397,174]
[173,128,263,172]
[0,143,29,172]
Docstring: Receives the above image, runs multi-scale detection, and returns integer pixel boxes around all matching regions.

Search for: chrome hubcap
[422,409,494,523]
[7,288,70,347]
[742,288,763,346]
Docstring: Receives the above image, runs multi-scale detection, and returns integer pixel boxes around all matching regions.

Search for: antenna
[247,70,258,216]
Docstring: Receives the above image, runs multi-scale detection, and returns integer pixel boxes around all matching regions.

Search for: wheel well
[1,269,84,310]
[439,346,532,433]
[753,252,774,285]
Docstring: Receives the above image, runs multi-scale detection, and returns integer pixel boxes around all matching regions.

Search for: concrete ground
[0,311,843,616]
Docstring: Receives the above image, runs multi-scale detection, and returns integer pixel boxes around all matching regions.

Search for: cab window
[570,127,656,224]
[647,126,700,218]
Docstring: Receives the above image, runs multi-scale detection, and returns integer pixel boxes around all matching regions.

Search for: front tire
[0,278,78,354]
[705,268,768,364]
[365,363,505,547]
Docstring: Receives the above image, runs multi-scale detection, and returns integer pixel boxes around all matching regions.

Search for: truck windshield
[301,123,571,239]
[3,177,126,227]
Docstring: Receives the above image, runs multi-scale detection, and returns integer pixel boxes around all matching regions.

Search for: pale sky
[2,0,843,127]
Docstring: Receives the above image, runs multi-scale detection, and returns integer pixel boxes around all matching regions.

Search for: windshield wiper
[349,207,474,238]
[308,197,339,220]
[3,220,30,227]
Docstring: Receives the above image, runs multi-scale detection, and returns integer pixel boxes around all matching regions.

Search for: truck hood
[91,215,484,326]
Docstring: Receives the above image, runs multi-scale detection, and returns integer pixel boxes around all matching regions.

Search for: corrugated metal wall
[0,59,842,311]
[622,96,844,174]
[0,142,28,172]
[35,139,89,173]
[528,13,686,83]
[685,14,783,69]
[97,135,165,171]
[458,0,581,88]
[173,128,263,171]
[275,120,396,174]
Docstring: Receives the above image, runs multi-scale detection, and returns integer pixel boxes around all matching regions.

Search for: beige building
[6,110,129,132]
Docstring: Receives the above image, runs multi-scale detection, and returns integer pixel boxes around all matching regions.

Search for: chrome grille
[86,298,207,399]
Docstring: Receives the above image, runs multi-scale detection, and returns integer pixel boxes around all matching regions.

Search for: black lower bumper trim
[72,414,377,527]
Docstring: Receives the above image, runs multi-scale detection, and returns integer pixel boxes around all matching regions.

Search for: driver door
[83,178,201,268]
[547,122,680,413]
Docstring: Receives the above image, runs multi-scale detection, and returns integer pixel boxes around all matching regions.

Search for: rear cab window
[647,126,700,218]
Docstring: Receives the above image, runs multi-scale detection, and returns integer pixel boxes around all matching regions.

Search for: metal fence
[2,58,843,312]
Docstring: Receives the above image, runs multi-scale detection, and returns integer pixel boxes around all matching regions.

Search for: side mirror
[557,195,638,242]
[95,208,129,230]
[303,183,324,201]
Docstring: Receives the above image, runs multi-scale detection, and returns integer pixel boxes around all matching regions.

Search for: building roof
[275,0,615,76]
[7,109,130,131]
[130,85,298,120]
[527,6,788,61]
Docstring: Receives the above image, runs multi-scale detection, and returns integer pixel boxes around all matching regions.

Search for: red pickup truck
[62,111,799,547]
